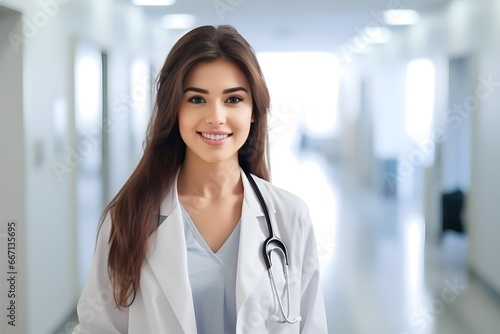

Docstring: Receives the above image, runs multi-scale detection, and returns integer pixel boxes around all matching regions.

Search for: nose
[205,101,226,125]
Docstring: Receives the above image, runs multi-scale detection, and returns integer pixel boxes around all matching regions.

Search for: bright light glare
[404,216,426,309]
[75,57,100,129]
[384,9,420,25]
[257,52,340,140]
[161,14,196,30]
[406,218,424,288]
[131,60,150,116]
[131,60,151,157]
[133,0,175,6]
[270,152,339,268]
[405,59,435,142]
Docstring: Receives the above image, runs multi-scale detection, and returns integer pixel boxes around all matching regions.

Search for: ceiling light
[362,27,392,44]
[133,0,176,6]
[384,9,420,25]
[161,14,196,30]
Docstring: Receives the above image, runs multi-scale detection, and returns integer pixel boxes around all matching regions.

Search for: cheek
[178,108,195,127]
[238,105,254,127]
[177,110,193,140]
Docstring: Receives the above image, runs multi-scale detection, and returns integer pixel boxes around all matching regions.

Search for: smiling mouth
[199,132,232,141]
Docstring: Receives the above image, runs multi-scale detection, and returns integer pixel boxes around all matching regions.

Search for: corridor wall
[0,0,170,332]
[344,0,500,295]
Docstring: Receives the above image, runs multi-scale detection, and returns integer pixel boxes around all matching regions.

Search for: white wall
[0,0,169,332]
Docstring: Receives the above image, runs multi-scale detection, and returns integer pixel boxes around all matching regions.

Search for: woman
[73,25,327,334]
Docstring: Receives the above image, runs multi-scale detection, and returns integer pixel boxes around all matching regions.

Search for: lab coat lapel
[146,169,277,329]
[146,174,197,334]
[236,170,276,312]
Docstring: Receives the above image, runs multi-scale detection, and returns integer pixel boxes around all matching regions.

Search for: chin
[199,152,238,165]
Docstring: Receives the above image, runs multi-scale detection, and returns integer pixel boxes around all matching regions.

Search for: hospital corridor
[1,0,500,333]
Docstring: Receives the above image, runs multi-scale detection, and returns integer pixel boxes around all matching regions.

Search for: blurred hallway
[288,151,500,334]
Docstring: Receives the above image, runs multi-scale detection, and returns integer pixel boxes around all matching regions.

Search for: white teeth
[201,133,229,141]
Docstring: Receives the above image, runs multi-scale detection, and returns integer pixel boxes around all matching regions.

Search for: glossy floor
[272,152,500,334]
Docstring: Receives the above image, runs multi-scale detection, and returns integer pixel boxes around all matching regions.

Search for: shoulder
[252,174,310,218]
[249,174,316,260]
[94,212,113,250]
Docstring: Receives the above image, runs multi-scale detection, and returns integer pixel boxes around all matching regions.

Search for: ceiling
[133,0,452,53]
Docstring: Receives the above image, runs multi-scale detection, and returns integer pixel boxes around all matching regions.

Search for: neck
[178,156,242,199]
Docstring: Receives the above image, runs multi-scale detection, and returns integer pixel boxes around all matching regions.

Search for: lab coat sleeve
[72,215,129,334]
[299,212,328,334]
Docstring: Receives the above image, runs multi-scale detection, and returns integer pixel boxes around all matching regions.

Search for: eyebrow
[183,86,248,94]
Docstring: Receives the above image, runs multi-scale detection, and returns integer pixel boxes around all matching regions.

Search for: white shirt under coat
[72,168,328,333]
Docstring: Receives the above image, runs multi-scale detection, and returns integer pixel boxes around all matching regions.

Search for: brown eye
[188,96,205,104]
[226,96,242,104]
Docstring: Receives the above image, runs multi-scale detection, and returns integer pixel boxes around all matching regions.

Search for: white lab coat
[73,169,328,333]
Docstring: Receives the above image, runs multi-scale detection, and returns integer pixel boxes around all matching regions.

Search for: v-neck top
[180,204,240,334]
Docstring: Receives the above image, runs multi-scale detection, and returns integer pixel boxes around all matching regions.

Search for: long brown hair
[103,25,271,308]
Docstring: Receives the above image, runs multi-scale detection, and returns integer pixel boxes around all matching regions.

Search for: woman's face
[178,59,253,166]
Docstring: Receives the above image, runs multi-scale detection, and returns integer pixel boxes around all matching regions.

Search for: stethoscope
[244,170,302,325]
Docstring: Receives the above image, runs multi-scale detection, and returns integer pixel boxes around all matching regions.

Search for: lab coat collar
[147,169,197,334]
[148,167,276,332]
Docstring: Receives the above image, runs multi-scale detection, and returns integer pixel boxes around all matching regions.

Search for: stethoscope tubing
[243,170,301,324]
